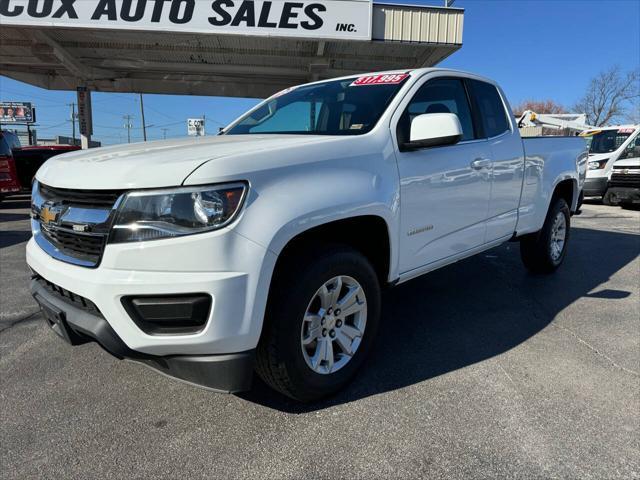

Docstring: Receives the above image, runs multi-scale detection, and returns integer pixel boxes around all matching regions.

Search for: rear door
[393,76,493,272]
[466,79,524,242]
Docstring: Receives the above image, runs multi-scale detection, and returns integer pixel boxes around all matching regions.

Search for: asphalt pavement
[1,194,639,479]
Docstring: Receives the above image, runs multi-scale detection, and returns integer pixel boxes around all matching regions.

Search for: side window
[619,134,640,160]
[397,78,476,146]
[467,80,510,138]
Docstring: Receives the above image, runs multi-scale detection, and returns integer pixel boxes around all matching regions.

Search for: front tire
[256,245,381,402]
[520,197,571,274]
[602,190,616,206]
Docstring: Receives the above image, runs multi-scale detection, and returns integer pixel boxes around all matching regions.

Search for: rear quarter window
[468,80,510,138]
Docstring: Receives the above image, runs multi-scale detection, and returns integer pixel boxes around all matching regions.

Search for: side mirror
[404,113,463,150]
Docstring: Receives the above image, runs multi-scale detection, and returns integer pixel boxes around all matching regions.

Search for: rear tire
[520,197,571,274]
[256,245,381,402]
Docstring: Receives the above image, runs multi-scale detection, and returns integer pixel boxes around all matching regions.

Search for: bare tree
[573,66,640,126]
[512,99,566,117]
[628,98,640,124]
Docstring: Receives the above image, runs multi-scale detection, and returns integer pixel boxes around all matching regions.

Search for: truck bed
[516,136,588,235]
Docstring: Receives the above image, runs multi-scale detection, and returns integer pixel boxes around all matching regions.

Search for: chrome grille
[32,182,123,268]
[39,183,123,208]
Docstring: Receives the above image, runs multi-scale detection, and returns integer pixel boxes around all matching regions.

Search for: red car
[0,130,22,198]
[12,144,80,188]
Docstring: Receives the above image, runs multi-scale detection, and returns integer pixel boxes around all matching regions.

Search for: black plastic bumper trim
[30,278,254,393]
[121,293,212,335]
[606,187,640,203]
[583,177,608,196]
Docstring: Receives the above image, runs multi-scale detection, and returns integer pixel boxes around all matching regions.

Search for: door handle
[471,158,492,170]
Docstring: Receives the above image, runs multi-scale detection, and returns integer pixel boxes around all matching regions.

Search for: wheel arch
[271,214,394,286]
[552,177,579,213]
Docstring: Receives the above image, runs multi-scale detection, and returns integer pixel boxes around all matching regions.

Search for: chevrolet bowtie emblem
[40,206,58,225]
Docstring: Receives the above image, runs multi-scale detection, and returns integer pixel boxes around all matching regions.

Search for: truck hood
[613,158,640,167]
[36,135,336,190]
[587,152,612,161]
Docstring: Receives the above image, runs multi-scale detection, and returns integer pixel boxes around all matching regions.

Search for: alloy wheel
[300,275,368,375]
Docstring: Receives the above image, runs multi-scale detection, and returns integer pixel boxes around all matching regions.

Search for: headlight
[588,159,608,170]
[110,183,247,243]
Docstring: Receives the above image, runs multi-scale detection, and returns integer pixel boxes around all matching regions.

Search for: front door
[394,77,492,273]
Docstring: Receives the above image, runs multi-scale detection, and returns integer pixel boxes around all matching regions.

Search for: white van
[581,125,640,202]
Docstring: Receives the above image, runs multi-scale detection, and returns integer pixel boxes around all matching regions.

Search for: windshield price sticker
[269,86,298,100]
[351,74,410,86]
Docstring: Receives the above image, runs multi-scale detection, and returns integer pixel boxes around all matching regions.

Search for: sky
[0,0,639,145]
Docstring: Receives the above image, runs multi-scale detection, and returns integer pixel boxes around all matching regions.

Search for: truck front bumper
[31,277,254,392]
[606,187,640,205]
[583,177,608,197]
[26,227,277,392]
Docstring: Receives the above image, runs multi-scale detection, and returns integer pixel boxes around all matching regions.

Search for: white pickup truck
[28,68,587,401]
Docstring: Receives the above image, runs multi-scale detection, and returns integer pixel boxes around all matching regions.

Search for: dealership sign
[0,102,35,123]
[77,87,93,136]
[187,118,205,136]
[0,0,373,40]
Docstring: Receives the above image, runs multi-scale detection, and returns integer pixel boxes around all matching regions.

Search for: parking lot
[1,194,638,479]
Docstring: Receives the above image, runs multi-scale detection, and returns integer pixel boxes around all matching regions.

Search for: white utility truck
[517,110,592,138]
[580,125,640,203]
[28,69,587,401]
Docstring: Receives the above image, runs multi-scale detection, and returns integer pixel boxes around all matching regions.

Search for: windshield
[225,75,409,136]
[583,130,633,154]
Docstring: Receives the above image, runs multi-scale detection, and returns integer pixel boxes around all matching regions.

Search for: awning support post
[76,86,93,149]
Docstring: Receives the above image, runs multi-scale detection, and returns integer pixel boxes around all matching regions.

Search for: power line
[37,121,69,130]
[1,87,73,105]
[151,120,184,128]
[94,120,183,130]
[139,93,147,142]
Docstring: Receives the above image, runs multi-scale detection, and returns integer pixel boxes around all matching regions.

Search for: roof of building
[0,2,464,98]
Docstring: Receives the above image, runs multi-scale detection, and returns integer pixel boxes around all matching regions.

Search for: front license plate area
[35,294,75,344]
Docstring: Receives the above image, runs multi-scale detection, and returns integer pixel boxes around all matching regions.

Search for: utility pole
[123,115,133,143]
[139,93,147,141]
[161,128,169,140]
[67,102,77,145]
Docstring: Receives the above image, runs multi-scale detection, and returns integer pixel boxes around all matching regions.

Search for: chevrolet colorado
[28,69,587,401]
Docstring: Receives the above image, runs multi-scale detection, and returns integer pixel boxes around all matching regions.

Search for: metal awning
[0,2,464,98]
